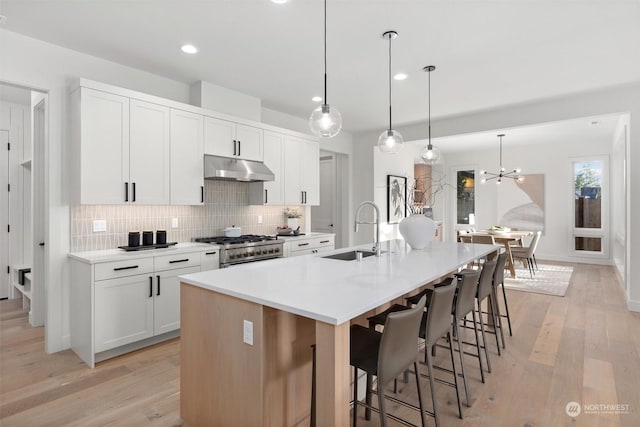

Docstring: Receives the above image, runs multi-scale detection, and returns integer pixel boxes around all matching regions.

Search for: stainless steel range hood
[204,155,275,182]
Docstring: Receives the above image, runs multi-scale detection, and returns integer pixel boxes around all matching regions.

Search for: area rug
[503,263,573,296]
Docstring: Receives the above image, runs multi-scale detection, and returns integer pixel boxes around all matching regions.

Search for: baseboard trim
[95,330,180,364]
[627,299,640,312]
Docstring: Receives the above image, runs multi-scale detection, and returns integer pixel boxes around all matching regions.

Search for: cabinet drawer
[95,258,154,281]
[314,235,335,248]
[290,239,315,252]
[154,252,201,271]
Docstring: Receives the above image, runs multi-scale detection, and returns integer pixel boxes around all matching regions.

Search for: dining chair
[510,231,541,278]
[471,234,498,261]
[350,295,428,426]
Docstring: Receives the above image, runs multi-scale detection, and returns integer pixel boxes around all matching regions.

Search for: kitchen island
[179,239,497,426]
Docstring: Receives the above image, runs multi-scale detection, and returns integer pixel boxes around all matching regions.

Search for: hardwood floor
[1,262,639,426]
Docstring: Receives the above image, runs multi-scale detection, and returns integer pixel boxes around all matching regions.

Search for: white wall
[443,138,610,263]
[190,80,262,121]
[353,81,640,310]
[611,115,629,290]
[370,143,422,243]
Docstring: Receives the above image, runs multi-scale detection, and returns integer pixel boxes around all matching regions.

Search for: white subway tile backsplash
[70,180,302,251]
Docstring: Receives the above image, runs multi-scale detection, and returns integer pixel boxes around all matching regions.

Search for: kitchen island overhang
[179,240,498,426]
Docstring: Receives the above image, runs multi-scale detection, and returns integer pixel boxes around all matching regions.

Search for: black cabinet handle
[132,182,136,202]
[301,191,304,204]
[205,251,217,255]
[169,258,189,264]
[125,182,129,202]
[238,140,241,156]
[157,275,161,296]
[114,265,138,271]
[264,189,268,204]
[201,186,204,203]
[39,242,45,246]
[233,140,237,156]
[298,243,310,247]
[320,240,330,244]
[305,191,307,204]
[149,276,153,298]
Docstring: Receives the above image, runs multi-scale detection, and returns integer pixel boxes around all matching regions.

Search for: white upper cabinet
[284,136,319,206]
[248,130,284,205]
[204,116,263,161]
[129,99,170,204]
[77,88,130,204]
[170,109,204,205]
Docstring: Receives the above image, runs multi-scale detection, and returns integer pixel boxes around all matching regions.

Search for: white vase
[399,214,436,249]
[287,218,298,229]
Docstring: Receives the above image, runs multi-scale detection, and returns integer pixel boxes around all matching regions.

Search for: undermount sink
[322,250,377,261]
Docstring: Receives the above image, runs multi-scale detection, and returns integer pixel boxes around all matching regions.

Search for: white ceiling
[1,1,639,133]
[410,113,621,154]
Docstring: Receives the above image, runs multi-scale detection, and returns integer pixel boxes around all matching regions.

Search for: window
[456,170,475,225]
[572,158,608,255]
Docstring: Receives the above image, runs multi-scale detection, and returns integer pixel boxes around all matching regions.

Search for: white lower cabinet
[70,247,218,367]
[94,274,154,352]
[284,234,335,257]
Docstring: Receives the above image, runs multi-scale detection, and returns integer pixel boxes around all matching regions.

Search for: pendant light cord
[499,135,503,172]
[388,34,392,130]
[427,69,432,149]
[323,0,328,105]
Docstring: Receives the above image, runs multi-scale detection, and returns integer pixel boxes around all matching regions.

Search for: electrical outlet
[171,218,179,228]
[257,215,263,224]
[243,320,253,346]
[92,220,107,232]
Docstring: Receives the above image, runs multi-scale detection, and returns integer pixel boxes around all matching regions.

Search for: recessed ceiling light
[180,44,198,54]
[393,73,408,81]
[591,120,599,126]
[311,96,322,102]
[271,0,288,4]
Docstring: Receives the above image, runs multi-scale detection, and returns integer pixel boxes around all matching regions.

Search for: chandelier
[480,134,524,184]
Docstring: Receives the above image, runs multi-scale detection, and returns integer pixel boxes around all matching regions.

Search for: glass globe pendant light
[309,0,342,138]
[378,30,403,153]
[420,65,440,164]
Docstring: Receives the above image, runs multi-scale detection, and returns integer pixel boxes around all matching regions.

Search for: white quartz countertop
[179,240,497,325]
[69,242,218,264]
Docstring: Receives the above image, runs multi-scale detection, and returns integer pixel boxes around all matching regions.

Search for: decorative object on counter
[117,242,178,251]
[308,0,342,138]
[405,171,454,216]
[277,226,302,236]
[224,226,242,237]
[480,134,524,184]
[156,229,166,245]
[386,174,407,224]
[378,30,403,153]
[142,230,153,246]
[420,65,440,164]
[399,214,436,250]
[128,231,140,247]
[284,208,302,229]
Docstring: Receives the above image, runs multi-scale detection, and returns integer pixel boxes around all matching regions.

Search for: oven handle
[221,255,283,268]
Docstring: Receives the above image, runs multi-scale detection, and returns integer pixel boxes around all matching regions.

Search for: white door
[94,274,155,352]
[129,100,170,204]
[80,88,129,204]
[203,116,235,157]
[31,96,45,326]
[170,109,204,205]
[311,154,336,234]
[0,131,8,298]
[262,131,284,205]
[235,124,263,161]
[154,266,199,334]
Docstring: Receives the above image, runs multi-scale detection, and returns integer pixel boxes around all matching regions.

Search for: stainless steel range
[194,235,283,268]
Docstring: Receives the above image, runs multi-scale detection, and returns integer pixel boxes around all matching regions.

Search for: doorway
[312,150,349,249]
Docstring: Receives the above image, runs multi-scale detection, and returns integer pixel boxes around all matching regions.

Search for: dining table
[468,230,534,278]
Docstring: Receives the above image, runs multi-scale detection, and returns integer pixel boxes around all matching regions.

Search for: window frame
[450,166,477,229]
[569,155,609,258]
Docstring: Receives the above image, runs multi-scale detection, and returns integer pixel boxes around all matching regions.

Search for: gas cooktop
[194,235,277,245]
